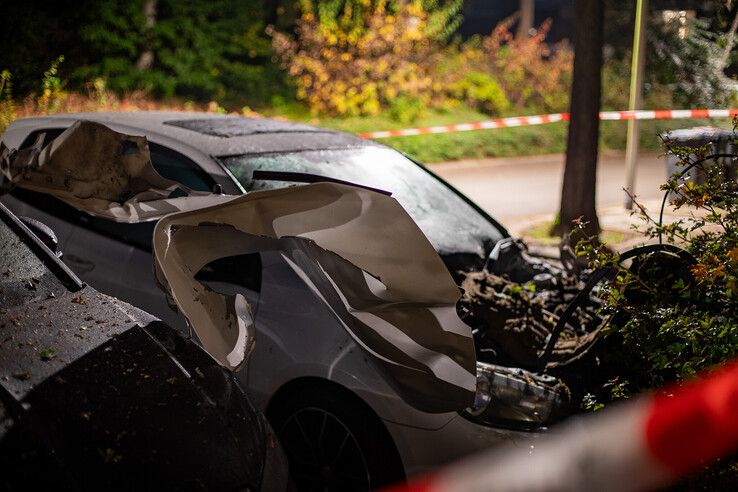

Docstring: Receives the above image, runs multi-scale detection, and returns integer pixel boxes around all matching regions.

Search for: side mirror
[19,216,62,258]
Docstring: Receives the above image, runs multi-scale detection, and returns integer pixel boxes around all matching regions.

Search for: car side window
[20,129,214,193]
[149,142,214,192]
[15,130,214,250]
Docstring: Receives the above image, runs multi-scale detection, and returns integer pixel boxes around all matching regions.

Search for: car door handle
[64,254,95,273]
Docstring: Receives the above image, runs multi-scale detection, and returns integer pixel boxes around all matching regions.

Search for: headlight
[464,362,568,431]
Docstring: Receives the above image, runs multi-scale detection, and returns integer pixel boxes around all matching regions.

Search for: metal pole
[624,0,648,209]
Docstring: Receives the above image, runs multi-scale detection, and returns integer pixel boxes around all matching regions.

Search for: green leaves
[72,0,282,104]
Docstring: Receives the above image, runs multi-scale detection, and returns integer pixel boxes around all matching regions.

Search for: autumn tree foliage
[269,0,462,117]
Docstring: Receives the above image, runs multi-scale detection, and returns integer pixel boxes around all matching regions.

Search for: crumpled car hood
[1,120,477,413]
[152,182,477,412]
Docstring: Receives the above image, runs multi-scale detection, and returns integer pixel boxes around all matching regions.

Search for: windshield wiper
[251,170,392,196]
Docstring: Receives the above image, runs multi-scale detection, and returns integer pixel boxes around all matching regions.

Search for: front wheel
[268,385,405,491]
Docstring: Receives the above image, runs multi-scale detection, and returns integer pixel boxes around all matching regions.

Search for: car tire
[268,384,405,491]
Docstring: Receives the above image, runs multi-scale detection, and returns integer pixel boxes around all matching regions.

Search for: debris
[39,348,56,361]
[71,295,87,305]
[12,371,31,380]
[459,269,604,371]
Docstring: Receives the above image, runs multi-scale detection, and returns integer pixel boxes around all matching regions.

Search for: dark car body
[0,203,286,491]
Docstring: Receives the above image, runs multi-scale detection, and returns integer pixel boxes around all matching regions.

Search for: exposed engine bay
[449,237,613,429]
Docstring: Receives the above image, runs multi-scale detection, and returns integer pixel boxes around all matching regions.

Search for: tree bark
[517,0,535,39]
[553,0,603,238]
[136,0,158,71]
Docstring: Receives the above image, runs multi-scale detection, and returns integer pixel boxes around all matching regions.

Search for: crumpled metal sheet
[0,120,232,222]
[153,183,477,412]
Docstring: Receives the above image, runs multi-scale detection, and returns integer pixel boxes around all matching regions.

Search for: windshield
[219,146,504,258]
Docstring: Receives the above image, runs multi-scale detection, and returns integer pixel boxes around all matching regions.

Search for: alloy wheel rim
[278,407,370,491]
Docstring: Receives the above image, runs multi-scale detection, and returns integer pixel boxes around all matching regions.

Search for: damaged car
[2,114,616,490]
[0,201,288,490]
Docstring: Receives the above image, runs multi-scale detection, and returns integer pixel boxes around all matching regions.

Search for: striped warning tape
[382,358,738,492]
[357,109,738,139]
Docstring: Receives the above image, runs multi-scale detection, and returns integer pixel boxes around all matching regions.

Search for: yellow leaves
[270,1,457,118]
[692,253,731,283]
[728,247,738,263]
[693,194,709,208]
[691,263,709,282]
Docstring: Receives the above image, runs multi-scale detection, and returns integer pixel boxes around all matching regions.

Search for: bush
[0,71,16,133]
[432,17,572,116]
[649,15,734,108]
[36,56,67,114]
[578,119,738,397]
[450,71,510,116]
[387,96,427,124]
[269,0,462,117]
[479,17,573,113]
[71,0,284,106]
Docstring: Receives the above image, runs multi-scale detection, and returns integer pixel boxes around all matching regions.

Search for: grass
[267,101,729,163]
[271,104,569,162]
[521,219,630,247]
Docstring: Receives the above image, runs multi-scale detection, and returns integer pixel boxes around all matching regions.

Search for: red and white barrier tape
[383,359,738,492]
[358,109,738,139]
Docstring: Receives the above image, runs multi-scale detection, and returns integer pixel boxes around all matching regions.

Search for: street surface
[428,153,665,222]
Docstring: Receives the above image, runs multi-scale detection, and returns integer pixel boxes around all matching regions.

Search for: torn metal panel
[153,183,478,412]
[1,120,233,222]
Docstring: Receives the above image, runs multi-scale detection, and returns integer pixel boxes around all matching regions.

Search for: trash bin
[660,127,736,200]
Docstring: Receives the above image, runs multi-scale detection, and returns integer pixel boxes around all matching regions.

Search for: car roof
[8,111,380,156]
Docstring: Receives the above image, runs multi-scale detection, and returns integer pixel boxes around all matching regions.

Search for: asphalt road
[427,153,666,221]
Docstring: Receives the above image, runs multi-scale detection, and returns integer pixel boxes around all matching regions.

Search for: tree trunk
[517,0,535,39]
[136,0,158,71]
[553,0,603,238]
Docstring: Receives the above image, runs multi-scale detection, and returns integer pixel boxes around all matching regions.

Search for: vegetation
[571,118,738,487]
[580,123,738,394]
[270,0,463,117]
[1,1,737,163]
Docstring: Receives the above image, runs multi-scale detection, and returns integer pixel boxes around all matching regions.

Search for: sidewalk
[513,198,697,254]
[429,152,666,222]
